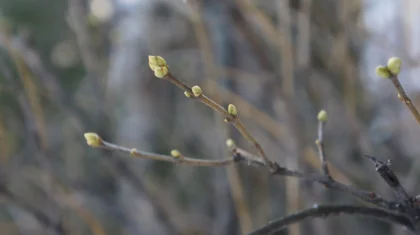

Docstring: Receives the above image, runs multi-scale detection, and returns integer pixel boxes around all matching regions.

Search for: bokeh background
[1,0,420,234]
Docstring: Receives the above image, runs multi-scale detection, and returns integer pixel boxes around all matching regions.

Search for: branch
[248,205,413,235]
[166,73,274,169]
[231,148,397,211]
[376,57,420,125]
[389,74,420,125]
[147,56,274,169]
[84,132,397,212]
[84,133,234,167]
[366,155,411,204]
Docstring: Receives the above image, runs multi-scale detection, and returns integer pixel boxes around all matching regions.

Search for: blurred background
[0,0,420,234]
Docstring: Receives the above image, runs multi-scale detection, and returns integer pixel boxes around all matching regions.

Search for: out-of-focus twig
[103,154,182,235]
[296,0,312,68]
[248,205,413,235]
[1,187,66,235]
[63,196,107,235]
[67,0,101,76]
[189,0,253,231]
[67,0,106,102]
[1,31,48,152]
[276,1,301,235]
[0,117,9,165]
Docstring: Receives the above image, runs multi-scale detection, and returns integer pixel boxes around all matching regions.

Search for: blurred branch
[103,155,182,235]
[276,2,301,235]
[0,117,9,165]
[62,196,107,235]
[248,205,413,235]
[4,35,94,126]
[67,0,106,102]
[67,0,101,76]
[1,187,66,235]
[2,30,48,152]
[189,1,253,231]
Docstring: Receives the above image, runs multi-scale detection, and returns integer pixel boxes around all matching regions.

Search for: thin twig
[101,140,234,167]
[389,75,420,125]
[315,120,331,178]
[232,149,397,211]
[165,73,274,169]
[248,205,414,235]
[89,135,398,212]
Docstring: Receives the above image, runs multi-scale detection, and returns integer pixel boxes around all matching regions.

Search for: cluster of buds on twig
[148,55,169,78]
[375,57,402,78]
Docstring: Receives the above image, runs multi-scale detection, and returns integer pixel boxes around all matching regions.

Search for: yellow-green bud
[226,139,235,148]
[317,110,328,122]
[184,91,192,98]
[375,65,391,79]
[148,55,167,71]
[228,104,238,116]
[228,104,237,116]
[387,57,402,75]
[154,66,168,78]
[84,132,102,147]
[171,149,181,158]
[130,148,137,156]
[191,85,203,97]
